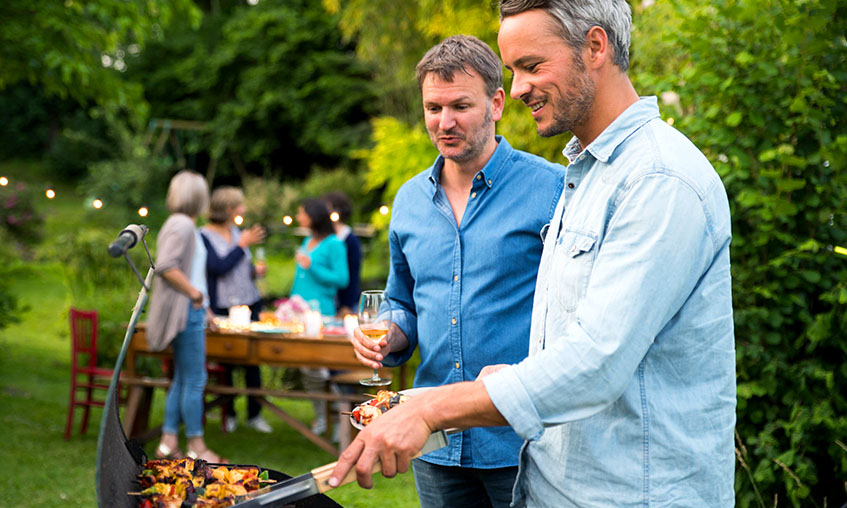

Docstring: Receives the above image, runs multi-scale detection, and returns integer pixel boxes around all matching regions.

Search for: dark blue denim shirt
[383,136,564,468]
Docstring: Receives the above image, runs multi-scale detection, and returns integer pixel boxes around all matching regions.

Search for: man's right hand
[350,323,396,369]
[350,323,409,369]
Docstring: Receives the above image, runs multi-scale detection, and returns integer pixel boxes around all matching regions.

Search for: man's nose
[510,74,531,102]
[439,109,457,131]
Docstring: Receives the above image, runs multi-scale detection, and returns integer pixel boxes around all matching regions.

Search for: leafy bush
[632,0,847,505]
[42,227,153,367]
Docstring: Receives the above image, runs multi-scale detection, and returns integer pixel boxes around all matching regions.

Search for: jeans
[163,304,208,437]
[413,459,519,508]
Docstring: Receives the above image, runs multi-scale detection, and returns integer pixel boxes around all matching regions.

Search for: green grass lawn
[0,161,420,508]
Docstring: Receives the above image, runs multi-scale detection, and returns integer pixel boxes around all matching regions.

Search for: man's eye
[526,63,538,72]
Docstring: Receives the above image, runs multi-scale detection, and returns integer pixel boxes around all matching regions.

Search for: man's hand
[329,394,433,488]
[350,325,392,370]
[328,381,508,489]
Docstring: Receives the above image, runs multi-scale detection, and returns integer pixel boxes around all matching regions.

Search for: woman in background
[201,186,271,434]
[146,170,224,463]
[291,197,349,435]
[291,198,349,316]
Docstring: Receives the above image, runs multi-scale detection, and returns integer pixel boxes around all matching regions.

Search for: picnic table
[121,323,405,456]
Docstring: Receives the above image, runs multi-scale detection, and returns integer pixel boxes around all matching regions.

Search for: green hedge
[633,0,847,504]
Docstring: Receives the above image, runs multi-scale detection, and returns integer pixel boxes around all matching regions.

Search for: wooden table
[122,324,405,456]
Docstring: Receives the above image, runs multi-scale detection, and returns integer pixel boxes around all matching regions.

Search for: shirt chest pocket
[550,229,598,313]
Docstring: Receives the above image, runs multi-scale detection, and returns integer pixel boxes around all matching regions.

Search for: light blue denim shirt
[484,98,736,507]
[384,136,565,468]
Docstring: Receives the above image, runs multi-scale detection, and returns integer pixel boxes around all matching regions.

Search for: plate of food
[349,387,430,429]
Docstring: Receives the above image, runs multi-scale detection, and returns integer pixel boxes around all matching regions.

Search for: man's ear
[584,26,609,69]
[491,87,506,122]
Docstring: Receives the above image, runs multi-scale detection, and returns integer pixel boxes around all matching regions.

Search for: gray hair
[166,170,209,217]
[500,0,632,71]
[416,35,503,98]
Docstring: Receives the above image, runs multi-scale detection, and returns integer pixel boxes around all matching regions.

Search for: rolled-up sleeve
[484,366,545,440]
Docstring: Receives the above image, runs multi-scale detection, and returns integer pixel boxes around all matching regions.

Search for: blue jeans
[163,305,207,437]
[413,459,519,508]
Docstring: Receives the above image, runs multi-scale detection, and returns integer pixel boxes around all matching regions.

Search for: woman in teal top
[292,197,350,435]
[291,197,349,317]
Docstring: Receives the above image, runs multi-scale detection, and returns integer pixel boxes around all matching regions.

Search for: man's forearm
[419,380,508,430]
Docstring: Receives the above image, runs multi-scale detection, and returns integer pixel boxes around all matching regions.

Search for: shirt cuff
[483,366,545,441]
[382,308,416,367]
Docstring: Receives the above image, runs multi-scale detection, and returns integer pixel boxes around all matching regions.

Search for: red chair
[65,308,119,439]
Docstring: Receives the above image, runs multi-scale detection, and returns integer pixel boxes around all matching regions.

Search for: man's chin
[537,125,564,138]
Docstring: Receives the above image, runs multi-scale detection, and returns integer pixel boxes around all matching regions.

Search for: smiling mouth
[530,101,546,112]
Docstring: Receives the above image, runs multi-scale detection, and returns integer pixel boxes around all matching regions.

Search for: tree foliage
[128,0,375,180]
[0,0,200,114]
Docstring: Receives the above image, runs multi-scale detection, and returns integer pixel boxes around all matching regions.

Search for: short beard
[443,104,494,163]
[539,57,595,138]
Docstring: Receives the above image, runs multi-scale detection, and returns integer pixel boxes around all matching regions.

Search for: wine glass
[358,290,393,387]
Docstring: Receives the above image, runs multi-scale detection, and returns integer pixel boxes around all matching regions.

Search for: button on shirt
[384,136,565,468]
[484,98,736,506]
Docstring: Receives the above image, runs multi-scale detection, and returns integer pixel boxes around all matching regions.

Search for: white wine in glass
[358,290,393,387]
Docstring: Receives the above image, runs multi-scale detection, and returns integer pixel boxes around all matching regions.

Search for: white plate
[349,387,431,429]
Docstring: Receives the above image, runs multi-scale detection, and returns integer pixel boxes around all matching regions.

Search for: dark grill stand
[95,229,342,508]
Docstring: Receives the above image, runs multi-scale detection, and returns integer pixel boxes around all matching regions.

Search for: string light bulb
[283,215,293,226]
[234,215,244,225]
[138,207,149,217]
[93,199,103,209]
[0,177,8,186]
[330,211,340,222]
[46,189,56,199]
[379,205,390,216]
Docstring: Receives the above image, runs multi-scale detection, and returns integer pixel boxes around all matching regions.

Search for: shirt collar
[428,135,511,189]
[562,96,661,164]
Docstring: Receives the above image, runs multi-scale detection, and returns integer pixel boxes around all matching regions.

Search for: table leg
[257,397,338,457]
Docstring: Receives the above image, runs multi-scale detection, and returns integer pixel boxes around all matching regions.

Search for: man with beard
[347,34,564,508]
[332,2,735,507]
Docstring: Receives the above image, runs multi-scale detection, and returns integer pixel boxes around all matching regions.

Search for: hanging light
[93,199,103,209]
[0,177,8,186]
[234,215,244,225]
[45,189,56,199]
[330,212,340,222]
[138,207,149,217]
[283,215,293,226]
[379,205,390,216]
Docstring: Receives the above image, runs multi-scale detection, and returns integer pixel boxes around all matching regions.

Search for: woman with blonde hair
[201,186,270,433]
[146,170,225,462]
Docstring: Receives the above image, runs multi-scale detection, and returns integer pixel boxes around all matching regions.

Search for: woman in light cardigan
[146,170,224,462]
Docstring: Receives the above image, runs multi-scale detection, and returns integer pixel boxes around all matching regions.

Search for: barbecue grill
[95,240,343,508]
